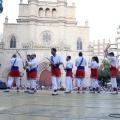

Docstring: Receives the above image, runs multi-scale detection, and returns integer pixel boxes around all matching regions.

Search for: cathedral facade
[0,0,92,87]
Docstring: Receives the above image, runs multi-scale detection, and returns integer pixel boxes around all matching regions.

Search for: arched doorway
[39,70,51,87]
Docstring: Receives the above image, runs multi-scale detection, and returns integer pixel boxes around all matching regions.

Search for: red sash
[76,70,85,78]
[26,68,29,79]
[51,68,61,77]
[66,71,72,77]
[110,66,117,78]
[90,68,98,79]
[9,70,20,77]
[28,71,37,80]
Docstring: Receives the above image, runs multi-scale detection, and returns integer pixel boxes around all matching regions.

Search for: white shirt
[88,61,98,68]
[50,54,62,64]
[24,61,31,70]
[10,58,22,67]
[28,58,38,70]
[66,61,73,69]
[107,56,116,66]
[75,57,87,67]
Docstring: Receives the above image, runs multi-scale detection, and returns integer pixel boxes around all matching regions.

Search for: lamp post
[0,0,3,13]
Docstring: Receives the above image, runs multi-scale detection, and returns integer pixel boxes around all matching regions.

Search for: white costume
[65,60,73,92]
[75,57,87,92]
[50,54,62,94]
[24,62,31,90]
[88,61,99,90]
[107,56,117,91]
[27,58,38,92]
[6,58,22,92]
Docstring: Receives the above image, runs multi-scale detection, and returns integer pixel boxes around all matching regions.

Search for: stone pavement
[0,90,120,120]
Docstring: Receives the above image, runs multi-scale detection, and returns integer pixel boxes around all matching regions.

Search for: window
[39,8,43,17]
[77,39,82,50]
[52,8,56,17]
[10,36,16,48]
[45,8,50,17]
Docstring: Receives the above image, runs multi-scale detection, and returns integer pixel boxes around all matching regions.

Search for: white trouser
[25,79,30,89]
[76,78,86,88]
[51,76,61,90]
[27,80,36,90]
[66,76,72,92]
[7,77,20,88]
[91,78,99,88]
[111,78,117,88]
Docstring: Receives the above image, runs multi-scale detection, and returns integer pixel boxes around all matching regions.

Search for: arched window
[45,8,50,17]
[10,36,16,48]
[52,8,56,17]
[77,39,82,50]
[39,8,43,17]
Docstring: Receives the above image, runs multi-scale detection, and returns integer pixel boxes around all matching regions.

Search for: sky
[0,0,120,42]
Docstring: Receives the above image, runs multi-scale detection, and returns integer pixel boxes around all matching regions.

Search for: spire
[85,19,89,27]
[72,1,75,6]
[5,16,8,23]
[20,0,23,4]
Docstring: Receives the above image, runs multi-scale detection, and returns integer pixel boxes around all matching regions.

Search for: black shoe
[4,90,9,92]
[29,90,35,94]
[64,91,71,93]
[52,93,59,95]
[89,91,95,93]
[24,90,29,93]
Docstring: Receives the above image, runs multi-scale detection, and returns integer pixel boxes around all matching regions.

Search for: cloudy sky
[0,0,120,41]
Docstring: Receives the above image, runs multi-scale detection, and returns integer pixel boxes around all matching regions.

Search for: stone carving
[42,33,52,43]
[22,42,71,51]
[0,41,71,51]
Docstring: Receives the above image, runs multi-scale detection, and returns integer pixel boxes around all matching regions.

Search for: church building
[0,0,92,87]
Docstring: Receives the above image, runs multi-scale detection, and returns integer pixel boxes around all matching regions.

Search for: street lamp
[0,0,3,13]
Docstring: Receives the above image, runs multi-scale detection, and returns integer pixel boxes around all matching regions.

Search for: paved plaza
[0,90,120,120]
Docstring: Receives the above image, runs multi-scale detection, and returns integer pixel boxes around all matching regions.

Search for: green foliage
[0,0,3,13]
[98,59,110,86]
[117,70,120,85]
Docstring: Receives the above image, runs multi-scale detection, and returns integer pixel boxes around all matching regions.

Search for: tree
[116,70,120,85]
[98,59,110,86]
[0,0,3,13]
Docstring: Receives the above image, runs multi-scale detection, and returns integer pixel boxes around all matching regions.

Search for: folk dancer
[64,56,73,93]
[88,56,100,93]
[50,48,63,95]
[75,52,87,93]
[24,54,31,92]
[105,50,118,94]
[26,54,38,94]
[4,54,22,92]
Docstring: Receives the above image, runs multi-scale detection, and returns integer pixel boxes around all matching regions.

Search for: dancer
[49,48,62,95]
[105,50,118,94]
[88,56,100,93]
[64,56,73,93]
[75,52,87,93]
[26,54,38,94]
[4,54,22,92]
[24,54,31,93]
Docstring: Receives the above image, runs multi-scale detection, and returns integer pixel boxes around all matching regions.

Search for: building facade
[0,0,91,87]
